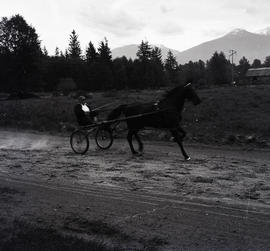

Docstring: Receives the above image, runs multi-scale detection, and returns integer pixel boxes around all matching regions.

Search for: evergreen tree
[251,59,262,68]
[263,56,270,67]
[165,50,178,71]
[85,41,98,90]
[96,38,113,90]
[85,41,97,65]
[165,50,179,85]
[42,46,48,57]
[55,47,60,57]
[113,56,129,89]
[207,51,230,85]
[179,60,206,87]
[135,41,153,88]
[237,56,250,81]
[66,31,88,90]
[150,46,165,87]
[195,60,206,86]
[136,40,152,62]
[97,38,112,63]
[67,30,81,59]
[64,49,69,58]
[0,14,42,91]
[151,46,163,65]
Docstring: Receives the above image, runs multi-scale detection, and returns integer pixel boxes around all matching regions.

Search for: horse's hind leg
[178,126,186,140]
[134,130,143,153]
[127,130,138,154]
[170,129,190,160]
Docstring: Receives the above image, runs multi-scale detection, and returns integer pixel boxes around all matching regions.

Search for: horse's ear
[184,83,191,88]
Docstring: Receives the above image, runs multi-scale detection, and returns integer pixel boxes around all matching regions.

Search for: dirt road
[0,130,270,250]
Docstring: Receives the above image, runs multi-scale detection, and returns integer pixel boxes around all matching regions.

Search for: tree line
[1,14,270,93]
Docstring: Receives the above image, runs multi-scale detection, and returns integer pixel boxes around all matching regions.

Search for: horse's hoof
[133,151,142,156]
[185,157,191,161]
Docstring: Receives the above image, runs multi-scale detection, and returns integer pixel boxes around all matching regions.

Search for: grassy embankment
[0,85,269,146]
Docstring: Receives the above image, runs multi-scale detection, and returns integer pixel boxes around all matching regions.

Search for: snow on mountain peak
[227,28,249,36]
[256,27,270,35]
[152,44,166,49]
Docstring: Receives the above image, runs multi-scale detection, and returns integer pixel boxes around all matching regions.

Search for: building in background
[245,67,270,85]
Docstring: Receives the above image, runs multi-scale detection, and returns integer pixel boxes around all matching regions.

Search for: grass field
[0,85,269,146]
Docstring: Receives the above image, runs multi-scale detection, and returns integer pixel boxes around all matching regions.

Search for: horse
[107,83,201,160]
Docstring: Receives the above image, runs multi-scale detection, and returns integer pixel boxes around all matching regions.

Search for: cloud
[160,5,173,14]
[78,3,144,37]
[263,16,270,23]
[202,29,228,38]
[156,22,184,35]
[221,0,269,15]
[244,7,259,15]
[2,0,270,53]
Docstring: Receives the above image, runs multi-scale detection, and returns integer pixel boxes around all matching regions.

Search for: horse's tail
[107,104,127,121]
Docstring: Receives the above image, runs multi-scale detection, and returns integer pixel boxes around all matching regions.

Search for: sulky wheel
[95,127,113,150]
[70,130,89,154]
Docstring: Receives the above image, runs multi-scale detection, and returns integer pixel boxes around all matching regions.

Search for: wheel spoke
[70,130,89,154]
[95,128,113,150]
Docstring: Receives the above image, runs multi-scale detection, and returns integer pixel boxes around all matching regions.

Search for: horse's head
[162,83,201,111]
[183,83,201,105]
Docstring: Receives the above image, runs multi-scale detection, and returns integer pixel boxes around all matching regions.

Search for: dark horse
[107,83,201,160]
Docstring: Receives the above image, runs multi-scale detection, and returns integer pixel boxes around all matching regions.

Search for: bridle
[184,82,191,88]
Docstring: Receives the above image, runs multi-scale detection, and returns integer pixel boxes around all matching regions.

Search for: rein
[101,108,168,125]
[79,108,169,130]
[92,102,117,112]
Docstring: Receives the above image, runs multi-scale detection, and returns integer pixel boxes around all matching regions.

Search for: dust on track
[1,130,270,250]
[0,130,269,206]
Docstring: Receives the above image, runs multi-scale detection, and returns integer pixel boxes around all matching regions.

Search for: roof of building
[246,67,270,77]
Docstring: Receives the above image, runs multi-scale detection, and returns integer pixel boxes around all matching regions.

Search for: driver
[74,96,98,126]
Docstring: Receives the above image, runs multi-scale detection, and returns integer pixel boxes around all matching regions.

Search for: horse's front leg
[134,130,144,153]
[170,129,190,160]
[127,130,139,154]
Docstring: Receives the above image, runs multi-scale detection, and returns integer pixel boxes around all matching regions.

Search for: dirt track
[0,130,270,250]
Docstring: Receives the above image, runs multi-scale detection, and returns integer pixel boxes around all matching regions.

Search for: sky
[1,0,270,55]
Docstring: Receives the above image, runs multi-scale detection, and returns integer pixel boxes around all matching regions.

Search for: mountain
[112,44,139,60]
[176,28,270,64]
[112,28,270,64]
[111,44,180,61]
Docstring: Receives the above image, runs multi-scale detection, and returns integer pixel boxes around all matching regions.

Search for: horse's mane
[163,85,184,99]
